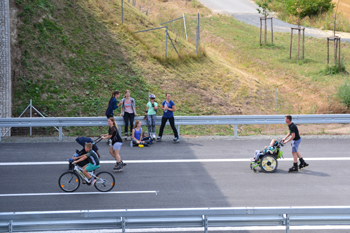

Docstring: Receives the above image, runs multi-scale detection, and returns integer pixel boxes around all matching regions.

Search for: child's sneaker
[90,179,96,186]
[157,136,162,141]
[152,133,156,140]
[299,162,309,169]
[124,132,128,141]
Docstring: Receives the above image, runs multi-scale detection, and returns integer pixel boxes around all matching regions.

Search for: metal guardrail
[2,207,350,233]
[1,114,350,141]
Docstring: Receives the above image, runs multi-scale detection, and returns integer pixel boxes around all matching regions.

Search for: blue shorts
[291,139,301,152]
[85,163,100,172]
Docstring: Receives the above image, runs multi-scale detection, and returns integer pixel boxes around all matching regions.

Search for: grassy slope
[13,0,350,136]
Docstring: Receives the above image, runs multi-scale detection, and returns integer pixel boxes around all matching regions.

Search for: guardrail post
[30,99,32,136]
[284,214,290,233]
[234,125,238,138]
[177,125,180,138]
[121,217,126,233]
[8,220,13,233]
[59,127,63,141]
[202,215,208,233]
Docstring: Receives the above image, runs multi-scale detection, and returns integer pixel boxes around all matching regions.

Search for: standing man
[282,115,309,172]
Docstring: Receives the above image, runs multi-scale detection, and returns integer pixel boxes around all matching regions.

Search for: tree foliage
[284,0,334,18]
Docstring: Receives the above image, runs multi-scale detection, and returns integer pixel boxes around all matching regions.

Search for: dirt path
[199,0,350,42]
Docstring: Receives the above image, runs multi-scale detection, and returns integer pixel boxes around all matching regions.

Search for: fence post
[234,125,238,138]
[183,12,187,41]
[121,0,123,24]
[30,99,32,136]
[59,127,63,141]
[275,88,277,135]
[147,0,148,16]
[196,13,200,55]
[165,26,168,59]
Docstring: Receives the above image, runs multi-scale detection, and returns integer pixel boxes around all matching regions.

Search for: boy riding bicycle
[73,143,100,186]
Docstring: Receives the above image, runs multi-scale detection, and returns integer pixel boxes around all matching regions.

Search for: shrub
[284,0,334,18]
[337,81,350,109]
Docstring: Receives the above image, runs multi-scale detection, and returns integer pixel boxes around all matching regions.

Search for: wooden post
[327,38,329,65]
[260,18,262,45]
[271,18,274,44]
[264,17,267,45]
[302,28,305,59]
[338,38,341,69]
[297,29,300,62]
[290,28,293,59]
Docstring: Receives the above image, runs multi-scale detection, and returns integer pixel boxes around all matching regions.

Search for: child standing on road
[145,94,158,140]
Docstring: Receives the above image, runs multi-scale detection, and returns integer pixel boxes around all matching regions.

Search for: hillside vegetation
[12,0,350,136]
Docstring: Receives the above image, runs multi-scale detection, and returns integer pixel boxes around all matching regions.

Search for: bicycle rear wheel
[95,171,115,192]
[59,172,80,192]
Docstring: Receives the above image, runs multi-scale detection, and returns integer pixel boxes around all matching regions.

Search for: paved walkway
[199,0,350,42]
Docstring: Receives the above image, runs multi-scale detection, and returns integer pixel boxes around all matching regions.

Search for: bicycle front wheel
[95,171,115,192]
[59,172,80,192]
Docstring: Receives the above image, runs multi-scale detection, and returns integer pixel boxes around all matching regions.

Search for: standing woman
[105,91,121,119]
[157,93,179,142]
[120,90,139,140]
[101,117,125,172]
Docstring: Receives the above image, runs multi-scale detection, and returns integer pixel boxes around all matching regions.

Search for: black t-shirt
[288,122,301,141]
[109,126,122,144]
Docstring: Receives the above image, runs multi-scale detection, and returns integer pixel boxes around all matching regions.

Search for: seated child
[252,139,278,162]
[131,120,150,147]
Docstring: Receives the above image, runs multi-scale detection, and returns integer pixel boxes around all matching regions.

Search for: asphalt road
[1,138,350,214]
[198,0,350,42]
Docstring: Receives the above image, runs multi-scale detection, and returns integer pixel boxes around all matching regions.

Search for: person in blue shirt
[131,120,150,147]
[105,91,121,119]
[157,93,179,142]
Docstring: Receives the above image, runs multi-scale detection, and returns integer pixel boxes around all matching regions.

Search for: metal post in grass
[165,26,168,59]
[196,13,200,55]
[289,28,293,59]
[275,88,277,135]
[234,125,238,138]
[147,0,149,16]
[327,36,341,69]
[30,99,32,136]
[183,12,188,41]
[121,0,123,24]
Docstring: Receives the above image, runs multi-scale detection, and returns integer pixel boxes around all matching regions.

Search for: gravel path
[199,0,350,43]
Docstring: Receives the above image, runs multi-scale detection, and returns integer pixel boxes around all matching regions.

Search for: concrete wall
[0,0,12,137]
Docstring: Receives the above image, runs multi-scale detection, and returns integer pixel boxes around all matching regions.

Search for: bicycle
[58,161,115,192]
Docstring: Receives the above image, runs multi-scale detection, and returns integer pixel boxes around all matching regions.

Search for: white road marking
[1,157,350,166]
[0,191,158,197]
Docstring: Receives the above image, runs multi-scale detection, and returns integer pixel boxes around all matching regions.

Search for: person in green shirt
[145,94,158,140]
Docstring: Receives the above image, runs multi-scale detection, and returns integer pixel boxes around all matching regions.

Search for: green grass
[12,0,350,137]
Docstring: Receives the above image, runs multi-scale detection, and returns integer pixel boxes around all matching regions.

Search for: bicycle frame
[74,165,95,183]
